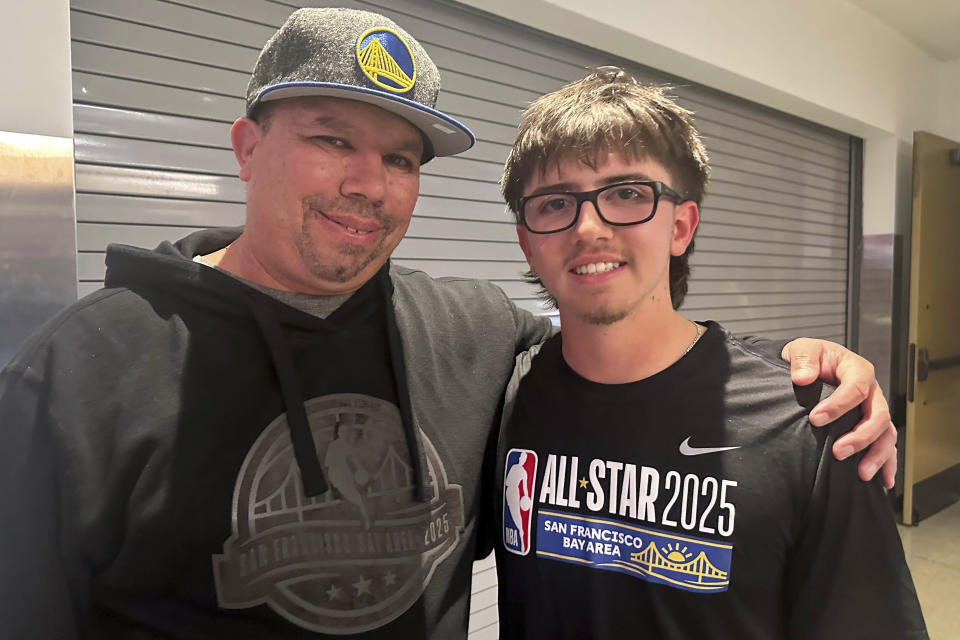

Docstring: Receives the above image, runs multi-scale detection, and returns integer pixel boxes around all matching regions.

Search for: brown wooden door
[903,131,960,524]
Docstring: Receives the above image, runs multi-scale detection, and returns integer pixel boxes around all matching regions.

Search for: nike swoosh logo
[679,437,741,456]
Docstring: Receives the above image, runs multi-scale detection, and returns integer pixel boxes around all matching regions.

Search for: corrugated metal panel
[70,0,852,635]
[468,552,499,639]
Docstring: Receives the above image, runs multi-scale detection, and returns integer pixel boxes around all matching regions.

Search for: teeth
[573,261,622,275]
[321,212,374,235]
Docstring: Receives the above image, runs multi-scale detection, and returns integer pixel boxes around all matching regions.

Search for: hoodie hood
[103,226,431,501]
[106,227,313,327]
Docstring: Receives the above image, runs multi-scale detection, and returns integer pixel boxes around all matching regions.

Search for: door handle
[928,353,960,372]
[908,343,916,402]
[917,348,929,382]
[915,347,960,384]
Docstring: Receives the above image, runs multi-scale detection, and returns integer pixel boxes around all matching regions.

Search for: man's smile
[568,253,628,278]
[315,209,382,235]
[571,261,625,275]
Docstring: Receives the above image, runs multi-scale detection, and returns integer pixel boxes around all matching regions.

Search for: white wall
[937,59,960,144]
[0,0,74,137]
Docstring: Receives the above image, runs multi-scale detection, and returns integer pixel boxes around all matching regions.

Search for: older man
[0,8,894,639]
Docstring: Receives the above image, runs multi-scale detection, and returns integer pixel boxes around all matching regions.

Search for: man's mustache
[301,196,396,231]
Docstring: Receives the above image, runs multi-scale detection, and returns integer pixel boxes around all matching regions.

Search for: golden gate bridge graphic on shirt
[616,541,729,591]
[251,443,417,522]
[536,510,731,593]
[357,38,414,92]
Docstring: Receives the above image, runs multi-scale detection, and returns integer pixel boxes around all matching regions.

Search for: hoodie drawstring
[245,265,430,503]
[247,297,329,497]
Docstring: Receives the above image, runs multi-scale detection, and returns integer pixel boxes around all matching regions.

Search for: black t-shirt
[494,323,927,640]
[291,266,399,405]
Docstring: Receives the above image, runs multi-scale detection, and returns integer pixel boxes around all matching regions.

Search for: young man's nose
[571,200,613,240]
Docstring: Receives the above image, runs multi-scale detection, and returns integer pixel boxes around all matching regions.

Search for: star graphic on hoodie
[353,575,372,596]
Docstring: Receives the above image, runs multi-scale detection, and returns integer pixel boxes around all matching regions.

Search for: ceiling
[849,0,960,62]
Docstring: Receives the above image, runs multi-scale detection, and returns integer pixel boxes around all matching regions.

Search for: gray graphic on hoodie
[213,393,464,634]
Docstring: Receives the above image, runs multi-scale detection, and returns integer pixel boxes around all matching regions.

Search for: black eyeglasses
[518,181,687,234]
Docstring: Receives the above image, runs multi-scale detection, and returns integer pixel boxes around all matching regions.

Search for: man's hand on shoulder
[781,338,896,490]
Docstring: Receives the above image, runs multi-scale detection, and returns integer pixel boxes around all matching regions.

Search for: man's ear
[671,201,699,257]
[231,117,262,183]
[516,225,537,271]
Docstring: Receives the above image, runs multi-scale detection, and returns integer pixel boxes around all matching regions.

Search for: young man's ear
[671,201,699,257]
[516,225,536,271]
[230,117,263,183]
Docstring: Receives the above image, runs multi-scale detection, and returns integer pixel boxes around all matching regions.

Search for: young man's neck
[559,302,699,385]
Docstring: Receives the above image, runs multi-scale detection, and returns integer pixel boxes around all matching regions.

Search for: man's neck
[200,233,358,296]
[559,306,699,385]
[200,234,292,291]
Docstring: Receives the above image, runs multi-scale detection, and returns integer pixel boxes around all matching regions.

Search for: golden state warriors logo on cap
[356,28,417,94]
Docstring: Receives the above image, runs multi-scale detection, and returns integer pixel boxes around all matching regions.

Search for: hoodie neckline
[104,226,431,502]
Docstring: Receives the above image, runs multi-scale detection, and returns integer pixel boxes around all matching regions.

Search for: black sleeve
[734,335,790,360]
[0,353,86,639]
[783,410,928,639]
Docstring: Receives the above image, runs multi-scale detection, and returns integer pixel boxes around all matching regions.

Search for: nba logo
[503,448,538,556]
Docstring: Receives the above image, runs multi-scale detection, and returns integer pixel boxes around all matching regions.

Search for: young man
[0,9,895,640]
[494,67,926,639]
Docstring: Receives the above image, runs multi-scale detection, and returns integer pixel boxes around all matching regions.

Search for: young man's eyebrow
[598,173,655,185]
[527,181,577,196]
[528,173,657,196]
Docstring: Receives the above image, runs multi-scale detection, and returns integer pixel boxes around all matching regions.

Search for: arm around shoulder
[496,286,553,354]
[737,333,897,487]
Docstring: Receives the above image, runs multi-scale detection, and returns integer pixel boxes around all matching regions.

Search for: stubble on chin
[563,289,643,326]
[296,196,398,283]
[580,307,631,326]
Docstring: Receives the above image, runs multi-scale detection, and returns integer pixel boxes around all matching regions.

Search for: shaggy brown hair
[502,66,709,309]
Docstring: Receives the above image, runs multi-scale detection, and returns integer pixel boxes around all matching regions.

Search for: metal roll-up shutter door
[70,0,852,636]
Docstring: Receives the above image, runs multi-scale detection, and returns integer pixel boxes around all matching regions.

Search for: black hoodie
[0,227,552,639]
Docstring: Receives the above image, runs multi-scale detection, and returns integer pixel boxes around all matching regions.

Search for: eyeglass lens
[523,183,657,232]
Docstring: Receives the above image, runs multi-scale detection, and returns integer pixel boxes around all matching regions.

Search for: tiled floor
[898,500,960,639]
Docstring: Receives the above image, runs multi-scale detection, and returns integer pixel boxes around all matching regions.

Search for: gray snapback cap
[246,7,475,161]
